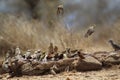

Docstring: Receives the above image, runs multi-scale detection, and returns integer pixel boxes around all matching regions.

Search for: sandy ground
[1,65,120,80]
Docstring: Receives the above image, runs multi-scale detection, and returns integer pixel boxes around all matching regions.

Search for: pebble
[0,76,2,79]
[66,77,71,80]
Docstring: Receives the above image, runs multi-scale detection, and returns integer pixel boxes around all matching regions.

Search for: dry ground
[1,65,120,80]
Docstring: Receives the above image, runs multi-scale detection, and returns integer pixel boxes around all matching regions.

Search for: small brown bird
[15,46,21,55]
[57,4,64,16]
[54,46,58,53]
[77,50,85,59]
[85,25,95,38]
[108,40,120,51]
[63,48,71,58]
[47,43,54,60]
[48,43,54,54]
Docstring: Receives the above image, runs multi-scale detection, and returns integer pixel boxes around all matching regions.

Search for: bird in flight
[85,24,96,38]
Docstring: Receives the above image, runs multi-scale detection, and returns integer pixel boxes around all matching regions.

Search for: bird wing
[85,29,94,38]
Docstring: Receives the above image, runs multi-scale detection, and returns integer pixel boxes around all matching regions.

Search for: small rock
[66,77,71,80]
[6,74,14,79]
[118,66,120,69]
[0,75,2,79]
[85,75,90,78]
[109,74,117,77]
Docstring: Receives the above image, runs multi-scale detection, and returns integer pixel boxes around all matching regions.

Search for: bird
[77,50,85,60]
[2,54,15,78]
[36,50,41,60]
[85,25,95,38]
[24,50,32,60]
[31,50,41,62]
[58,48,71,59]
[62,48,71,58]
[42,54,48,63]
[2,56,11,73]
[5,50,11,60]
[40,52,46,61]
[53,46,59,61]
[108,40,120,51]
[57,4,64,16]
[15,46,21,55]
[54,46,58,53]
[14,47,25,62]
[47,43,55,60]
[48,43,54,55]
[2,56,22,78]
[2,62,12,78]
[14,54,24,62]
[31,51,37,61]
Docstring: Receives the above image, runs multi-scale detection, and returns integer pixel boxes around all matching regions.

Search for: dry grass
[0,14,120,56]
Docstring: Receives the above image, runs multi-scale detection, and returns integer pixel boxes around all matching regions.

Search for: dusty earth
[1,65,120,80]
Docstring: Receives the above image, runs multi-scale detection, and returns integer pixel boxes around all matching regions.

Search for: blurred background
[0,0,120,57]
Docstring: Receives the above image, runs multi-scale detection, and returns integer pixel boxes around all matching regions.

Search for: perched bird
[56,52,64,60]
[108,40,120,51]
[14,47,25,61]
[47,43,54,60]
[14,54,24,62]
[2,57,11,73]
[53,46,59,61]
[2,56,22,78]
[58,48,71,60]
[54,53,59,61]
[42,54,48,63]
[24,50,32,60]
[5,50,11,60]
[54,46,58,53]
[15,46,21,55]
[66,48,71,58]
[77,50,85,59]
[2,60,12,78]
[63,48,71,58]
[36,50,42,60]
[40,52,46,61]
[31,50,41,62]
[48,43,54,55]
[2,52,15,78]
[85,25,95,38]
[57,4,64,16]
[31,51,37,58]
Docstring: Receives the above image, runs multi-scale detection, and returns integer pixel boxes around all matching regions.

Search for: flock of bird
[3,44,85,64]
[2,23,120,78]
[1,4,120,78]
[2,42,86,78]
[1,4,97,78]
[2,37,120,78]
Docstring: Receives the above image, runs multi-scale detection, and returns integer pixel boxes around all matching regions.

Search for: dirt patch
[1,65,120,80]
